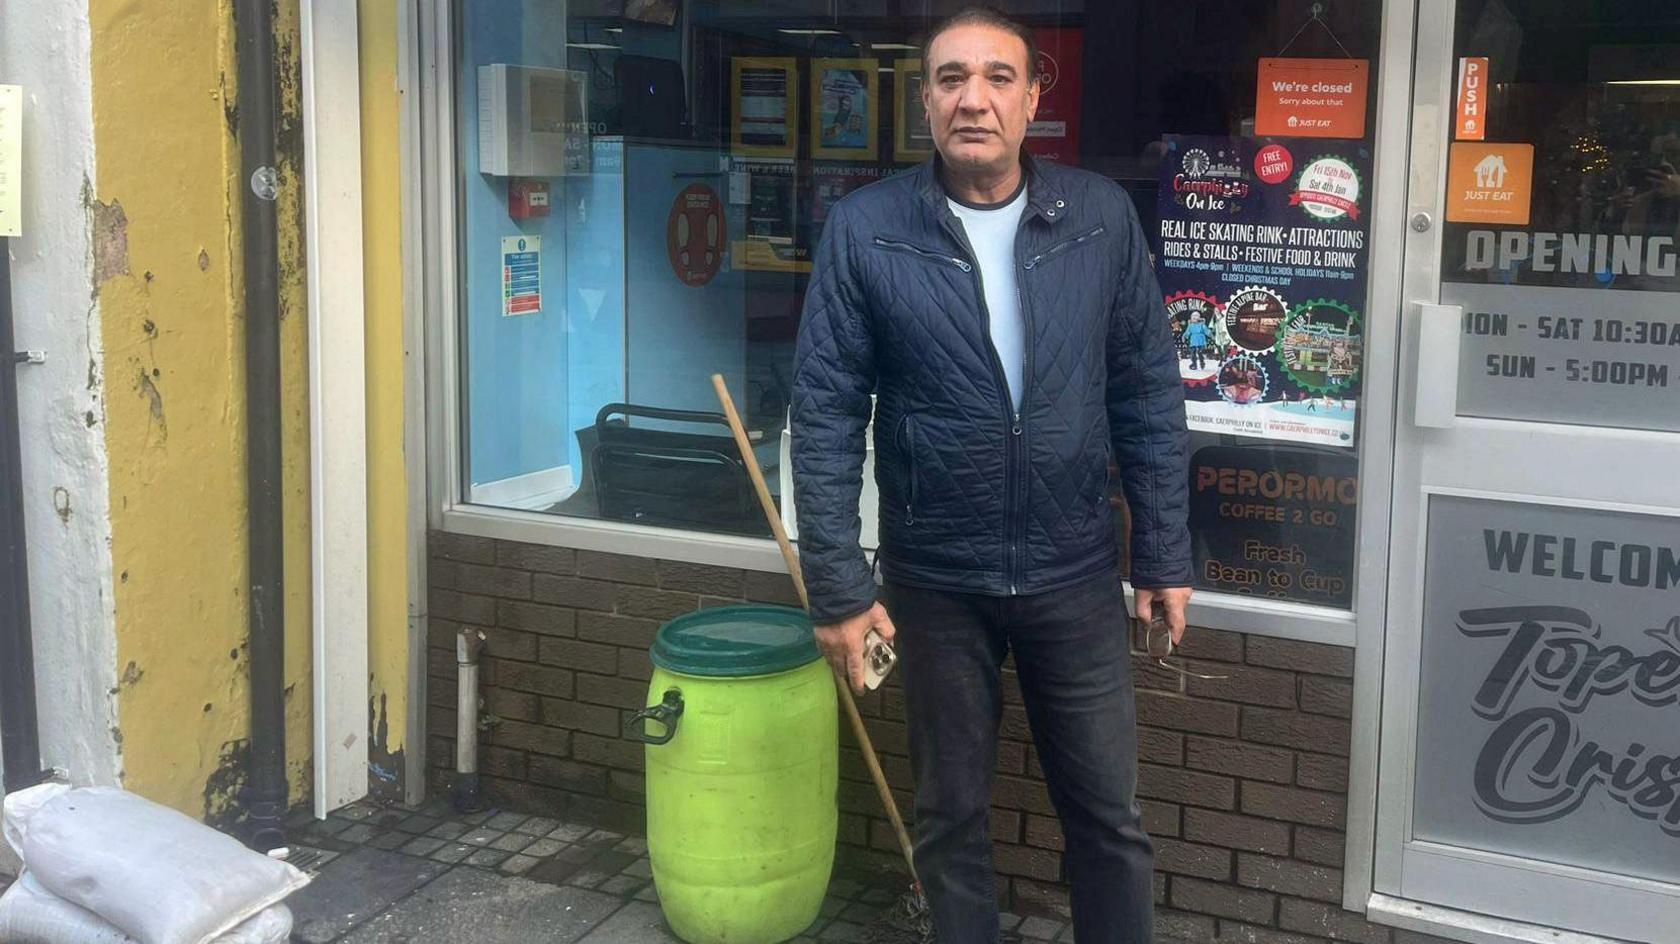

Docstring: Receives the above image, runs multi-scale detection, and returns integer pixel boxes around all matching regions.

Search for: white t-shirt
[948,182,1029,411]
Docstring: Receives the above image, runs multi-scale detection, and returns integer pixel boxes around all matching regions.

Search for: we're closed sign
[1254,58,1368,140]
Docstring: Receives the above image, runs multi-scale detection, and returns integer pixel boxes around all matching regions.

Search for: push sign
[1456,57,1489,141]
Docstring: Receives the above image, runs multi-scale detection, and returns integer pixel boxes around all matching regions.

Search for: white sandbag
[0,872,294,944]
[0,871,132,943]
[215,904,293,944]
[2,781,72,856]
[18,786,309,944]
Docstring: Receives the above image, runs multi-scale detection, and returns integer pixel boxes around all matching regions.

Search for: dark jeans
[885,574,1154,943]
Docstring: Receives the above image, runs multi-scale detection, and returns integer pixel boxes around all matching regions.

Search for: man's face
[923,23,1039,176]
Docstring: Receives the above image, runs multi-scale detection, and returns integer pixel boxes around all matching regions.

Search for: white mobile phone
[862,628,897,690]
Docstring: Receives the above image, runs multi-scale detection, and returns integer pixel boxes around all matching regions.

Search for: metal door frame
[1360,1,1680,940]
[1341,0,1422,919]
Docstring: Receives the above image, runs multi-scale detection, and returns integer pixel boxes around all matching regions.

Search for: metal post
[235,0,288,851]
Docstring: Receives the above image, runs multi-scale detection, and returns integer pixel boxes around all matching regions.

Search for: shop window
[1440,4,1680,430]
[450,1,1380,609]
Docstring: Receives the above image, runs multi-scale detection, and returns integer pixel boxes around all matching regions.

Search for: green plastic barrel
[623,605,838,943]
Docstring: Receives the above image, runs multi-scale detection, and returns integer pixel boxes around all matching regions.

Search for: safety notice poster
[1154,134,1372,447]
[502,235,541,316]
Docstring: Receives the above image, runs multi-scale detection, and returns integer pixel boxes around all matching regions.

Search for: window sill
[440,501,1356,646]
[1121,581,1354,646]
[440,502,791,573]
[1365,894,1622,944]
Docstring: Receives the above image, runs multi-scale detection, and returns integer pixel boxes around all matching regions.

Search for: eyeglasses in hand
[1143,612,1229,681]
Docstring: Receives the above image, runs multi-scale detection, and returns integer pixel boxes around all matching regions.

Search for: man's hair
[919,6,1038,84]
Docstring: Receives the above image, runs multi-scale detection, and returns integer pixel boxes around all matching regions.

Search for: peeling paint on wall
[91,197,129,286]
[132,363,167,443]
[367,691,405,803]
[203,739,250,833]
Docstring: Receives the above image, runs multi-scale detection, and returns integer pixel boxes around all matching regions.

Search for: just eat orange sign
[1446,143,1533,225]
[1255,58,1369,139]
[1456,57,1489,140]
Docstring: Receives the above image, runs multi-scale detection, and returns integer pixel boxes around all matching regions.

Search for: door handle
[1414,302,1462,429]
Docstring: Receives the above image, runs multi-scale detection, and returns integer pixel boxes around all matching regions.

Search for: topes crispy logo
[1457,606,1680,834]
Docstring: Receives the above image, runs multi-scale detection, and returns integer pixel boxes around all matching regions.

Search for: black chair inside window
[590,402,771,536]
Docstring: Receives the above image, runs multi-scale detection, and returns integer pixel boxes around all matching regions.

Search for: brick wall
[427,531,1444,943]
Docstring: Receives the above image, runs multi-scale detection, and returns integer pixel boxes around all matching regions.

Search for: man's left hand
[1136,586,1193,644]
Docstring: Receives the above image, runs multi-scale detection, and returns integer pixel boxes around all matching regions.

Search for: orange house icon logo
[1447,143,1533,225]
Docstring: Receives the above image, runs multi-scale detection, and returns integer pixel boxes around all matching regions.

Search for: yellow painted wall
[89,0,315,818]
[359,0,414,790]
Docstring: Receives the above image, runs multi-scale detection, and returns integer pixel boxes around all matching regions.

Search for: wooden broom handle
[710,374,920,885]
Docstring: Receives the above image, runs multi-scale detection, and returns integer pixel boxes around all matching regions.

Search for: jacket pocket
[896,414,920,526]
[872,237,972,272]
[1023,225,1106,270]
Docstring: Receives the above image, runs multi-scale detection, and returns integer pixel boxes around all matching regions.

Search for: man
[790,7,1192,941]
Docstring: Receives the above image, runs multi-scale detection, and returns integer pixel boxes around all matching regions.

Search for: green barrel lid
[651,605,821,678]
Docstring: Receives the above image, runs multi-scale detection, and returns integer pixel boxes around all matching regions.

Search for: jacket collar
[916,150,1070,225]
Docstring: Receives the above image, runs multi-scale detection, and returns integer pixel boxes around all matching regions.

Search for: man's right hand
[814,602,897,695]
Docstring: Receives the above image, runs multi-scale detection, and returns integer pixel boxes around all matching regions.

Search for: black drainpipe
[0,251,48,794]
[235,0,287,852]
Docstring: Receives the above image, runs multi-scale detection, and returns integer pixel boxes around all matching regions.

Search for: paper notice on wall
[1154,135,1373,447]
[0,85,22,238]
[502,235,541,316]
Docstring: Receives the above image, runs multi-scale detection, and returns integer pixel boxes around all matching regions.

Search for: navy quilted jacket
[791,156,1191,623]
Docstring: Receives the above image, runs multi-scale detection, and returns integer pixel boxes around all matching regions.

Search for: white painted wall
[0,0,121,867]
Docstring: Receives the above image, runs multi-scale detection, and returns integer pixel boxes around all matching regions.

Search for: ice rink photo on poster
[1166,290,1226,384]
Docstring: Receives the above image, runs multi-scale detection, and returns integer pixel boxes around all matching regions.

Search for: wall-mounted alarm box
[509,178,551,220]
[478,64,591,177]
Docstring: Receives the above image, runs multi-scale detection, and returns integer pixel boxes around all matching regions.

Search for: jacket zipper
[1010,224,1039,595]
[873,236,972,272]
[900,415,919,525]
[937,212,1024,594]
[1023,225,1105,270]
